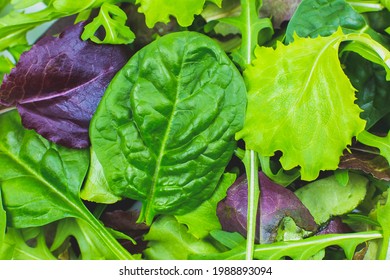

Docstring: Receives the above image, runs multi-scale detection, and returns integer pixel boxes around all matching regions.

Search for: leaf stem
[80,207,134,260]
[243,149,259,260]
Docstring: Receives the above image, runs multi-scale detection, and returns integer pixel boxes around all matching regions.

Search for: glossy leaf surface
[90,31,246,224]
[0,110,89,226]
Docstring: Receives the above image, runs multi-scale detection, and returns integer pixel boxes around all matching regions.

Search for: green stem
[243,150,259,260]
[240,0,261,260]
[81,207,134,260]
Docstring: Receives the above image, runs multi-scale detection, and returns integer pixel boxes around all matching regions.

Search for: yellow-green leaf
[236,29,367,180]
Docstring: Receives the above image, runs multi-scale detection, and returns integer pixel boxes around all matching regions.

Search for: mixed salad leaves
[0,0,389,260]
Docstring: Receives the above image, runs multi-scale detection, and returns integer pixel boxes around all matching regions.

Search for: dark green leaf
[286,0,367,43]
[90,31,246,224]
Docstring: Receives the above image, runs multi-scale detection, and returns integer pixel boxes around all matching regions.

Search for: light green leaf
[136,0,221,28]
[81,2,135,44]
[143,215,220,260]
[236,29,369,180]
[295,174,368,224]
[0,227,57,260]
[376,192,390,259]
[90,31,246,224]
[80,149,121,204]
[176,173,236,239]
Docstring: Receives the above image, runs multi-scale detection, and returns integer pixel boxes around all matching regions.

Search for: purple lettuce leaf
[260,0,302,28]
[0,22,132,148]
[217,172,317,243]
[316,217,352,235]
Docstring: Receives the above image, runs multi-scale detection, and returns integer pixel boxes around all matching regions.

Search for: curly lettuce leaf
[236,30,378,180]
[136,0,222,28]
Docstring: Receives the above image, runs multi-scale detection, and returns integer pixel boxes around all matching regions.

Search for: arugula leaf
[0,0,122,51]
[0,22,132,148]
[81,2,135,44]
[295,174,368,224]
[176,173,236,239]
[90,31,246,224]
[0,110,133,259]
[51,218,139,260]
[236,29,367,180]
[193,230,383,260]
[0,227,57,260]
[143,215,220,260]
[136,0,222,28]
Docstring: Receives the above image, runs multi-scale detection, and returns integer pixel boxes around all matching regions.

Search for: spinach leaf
[90,31,246,224]
[0,110,133,259]
[285,0,367,43]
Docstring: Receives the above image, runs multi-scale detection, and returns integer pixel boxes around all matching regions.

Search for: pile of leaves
[0,0,389,260]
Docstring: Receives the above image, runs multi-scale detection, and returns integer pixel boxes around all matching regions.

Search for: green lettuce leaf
[136,0,222,28]
[295,174,368,224]
[143,215,220,260]
[90,31,246,224]
[175,173,236,239]
[236,29,367,180]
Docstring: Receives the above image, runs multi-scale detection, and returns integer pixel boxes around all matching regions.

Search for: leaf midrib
[0,144,85,220]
